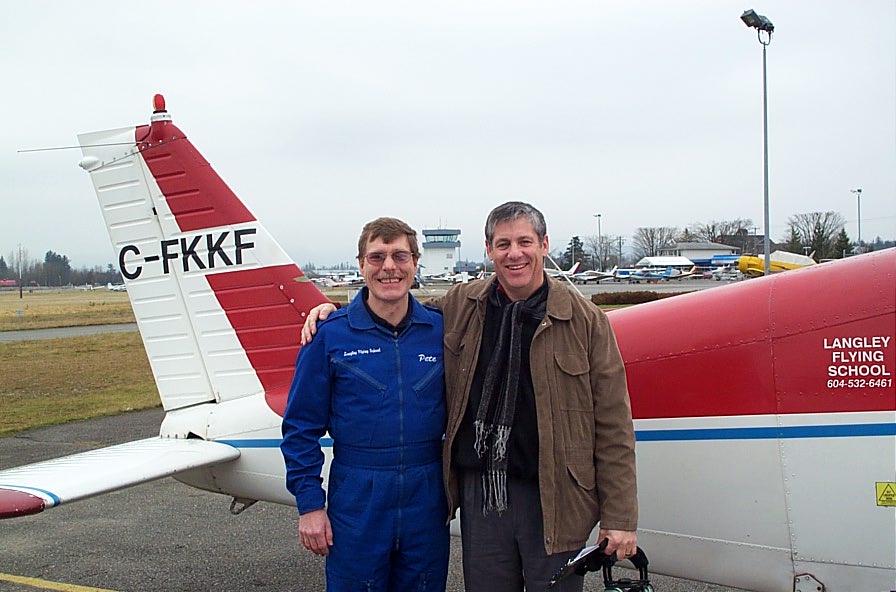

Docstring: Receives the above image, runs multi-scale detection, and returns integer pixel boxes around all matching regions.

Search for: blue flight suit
[281,289,449,592]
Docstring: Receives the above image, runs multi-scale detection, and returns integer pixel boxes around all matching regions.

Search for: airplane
[544,260,582,279]
[571,266,618,284]
[106,282,127,292]
[422,271,476,285]
[738,250,817,277]
[709,265,742,281]
[627,265,698,282]
[0,96,893,592]
[326,272,364,287]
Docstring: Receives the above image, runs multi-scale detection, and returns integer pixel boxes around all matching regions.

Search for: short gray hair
[484,201,547,244]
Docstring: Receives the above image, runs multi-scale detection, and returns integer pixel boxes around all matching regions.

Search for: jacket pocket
[566,461,596,491]
[443,330,466,357]
[554,352,591,409]
[443,330,468,392]
[554,352,595,448]
[562,461,600,541]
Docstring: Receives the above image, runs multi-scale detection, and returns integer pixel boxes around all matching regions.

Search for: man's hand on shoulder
[302,303,338,345]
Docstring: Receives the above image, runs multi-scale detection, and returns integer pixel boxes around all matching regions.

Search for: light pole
[741,8,774,275]
[593,213,602,270]
[850,188,862,253]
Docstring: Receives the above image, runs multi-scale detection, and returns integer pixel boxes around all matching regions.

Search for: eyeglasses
[364,251,414,265]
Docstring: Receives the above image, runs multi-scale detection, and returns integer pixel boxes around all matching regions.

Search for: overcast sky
[3,1,894,269]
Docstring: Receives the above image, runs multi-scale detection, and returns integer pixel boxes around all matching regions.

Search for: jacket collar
[468,274,573,321]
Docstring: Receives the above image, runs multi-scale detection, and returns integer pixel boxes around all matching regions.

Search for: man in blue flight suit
[281,217,449,592]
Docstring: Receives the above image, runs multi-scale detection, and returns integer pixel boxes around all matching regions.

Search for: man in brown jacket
[302,201,638,591]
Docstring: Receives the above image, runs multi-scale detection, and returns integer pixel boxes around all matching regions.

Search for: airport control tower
[419,228,461,276]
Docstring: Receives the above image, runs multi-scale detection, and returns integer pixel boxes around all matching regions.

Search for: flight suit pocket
[330,358,388,444]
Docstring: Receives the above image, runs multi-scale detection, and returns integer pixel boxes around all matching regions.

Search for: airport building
[659,241,741,270]
[419,228,461,276]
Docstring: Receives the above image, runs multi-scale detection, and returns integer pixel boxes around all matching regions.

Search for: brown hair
[356,217,420,259]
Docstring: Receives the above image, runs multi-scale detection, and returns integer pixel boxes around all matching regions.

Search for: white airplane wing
[0,438,239,518]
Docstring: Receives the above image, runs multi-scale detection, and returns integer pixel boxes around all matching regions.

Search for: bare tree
[584,234,623,270]
[688,218,755,243]
[784,211,846,260]
[632,227,679,260]
[584,235,599,270]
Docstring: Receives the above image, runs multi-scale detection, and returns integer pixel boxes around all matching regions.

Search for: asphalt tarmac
[0,410,754,592]
[0,282,753,591]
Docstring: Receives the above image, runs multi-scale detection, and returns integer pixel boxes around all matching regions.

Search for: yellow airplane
[738,250,817,277]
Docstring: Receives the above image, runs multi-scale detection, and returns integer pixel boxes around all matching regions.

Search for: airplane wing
[0,438,239,518]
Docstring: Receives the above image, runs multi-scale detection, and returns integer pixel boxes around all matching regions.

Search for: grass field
[0,288,135,331]
[0,286,620,436]
[0,289,153,436]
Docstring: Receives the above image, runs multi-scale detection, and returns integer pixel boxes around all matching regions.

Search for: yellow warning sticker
[876,482,896,507]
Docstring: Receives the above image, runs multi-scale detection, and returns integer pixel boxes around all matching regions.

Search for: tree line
[556,211,894,271]
[0,248,121,288]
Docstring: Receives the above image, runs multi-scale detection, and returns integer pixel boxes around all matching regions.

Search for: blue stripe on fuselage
[635,422,896,442]
[217,424,895,449]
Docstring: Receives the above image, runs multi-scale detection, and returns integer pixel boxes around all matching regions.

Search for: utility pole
[17,244,23,299]
[850,188,862,253]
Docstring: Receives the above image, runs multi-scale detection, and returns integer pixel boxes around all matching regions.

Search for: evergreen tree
[43,250,72,287]
[779,225,803,255]
[562,236,585,268]
[832,228,851,258]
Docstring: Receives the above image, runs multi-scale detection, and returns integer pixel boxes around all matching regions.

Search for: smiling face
[486,217,549,301]
[359,234,418,312]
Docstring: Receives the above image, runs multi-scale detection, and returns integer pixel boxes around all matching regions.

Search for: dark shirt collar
[362,290,413,334]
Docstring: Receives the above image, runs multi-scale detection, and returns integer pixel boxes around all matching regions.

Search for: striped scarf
[474,282,547,514]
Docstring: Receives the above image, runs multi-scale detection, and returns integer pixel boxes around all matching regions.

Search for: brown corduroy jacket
[435,276,638,555]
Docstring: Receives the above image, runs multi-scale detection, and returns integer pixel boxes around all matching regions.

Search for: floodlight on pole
[741,8,774,275]
[851,188,862,253]
[594,213,602,271]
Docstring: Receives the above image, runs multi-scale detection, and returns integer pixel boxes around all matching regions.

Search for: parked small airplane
[422,271,476,284]
[544,261,581,279]
[105,282,126,292]
[0,96,893,592]
[572,266,618,284]
[327,272,364,287]
[628,265,698,282]
[709,265,742,281]
[738,250,817,277]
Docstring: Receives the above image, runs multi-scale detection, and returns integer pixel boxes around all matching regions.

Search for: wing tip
[0,488,48,519]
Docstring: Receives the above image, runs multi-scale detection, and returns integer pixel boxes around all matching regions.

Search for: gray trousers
[459,470,584,592]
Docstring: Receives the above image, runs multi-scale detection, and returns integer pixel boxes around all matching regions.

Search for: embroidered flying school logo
[343,347,383,357]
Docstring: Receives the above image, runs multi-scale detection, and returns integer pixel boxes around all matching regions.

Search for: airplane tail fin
[78,95,331,415]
